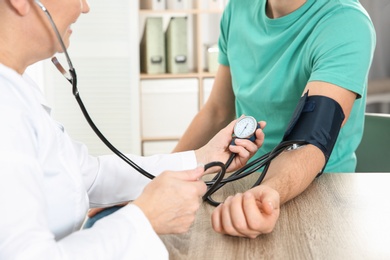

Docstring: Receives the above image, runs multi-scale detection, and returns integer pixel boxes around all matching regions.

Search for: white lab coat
[0,64,197,259]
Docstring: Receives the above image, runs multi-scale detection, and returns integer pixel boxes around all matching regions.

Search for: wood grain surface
[160,173,390,260]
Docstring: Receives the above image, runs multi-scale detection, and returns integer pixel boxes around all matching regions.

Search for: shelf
[141,73,199,79]
[139,9,224,14]
[142,137,180,142]
[138,1,223,155]
[140,72,216,79]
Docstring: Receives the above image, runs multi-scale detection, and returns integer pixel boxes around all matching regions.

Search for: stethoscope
[35,0,307,206]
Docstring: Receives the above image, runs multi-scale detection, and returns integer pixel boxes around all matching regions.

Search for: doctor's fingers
[166,174,207,198]
[159,167,206,189]
[229,138,259,156]
[258,121,267,130]
[254,122,266,146]
[222,118,239,133]
[167,166,206,182]
[229,122,265,155]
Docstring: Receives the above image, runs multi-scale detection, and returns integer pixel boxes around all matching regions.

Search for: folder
[140,17,166,74]
[207,43,219,73]
[140,0,166,10]
[166,0,188,10]
[166,17,189,74]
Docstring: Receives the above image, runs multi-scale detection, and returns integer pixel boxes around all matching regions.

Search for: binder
[207,43,219,73]
[165,17,189,74]
[140,0,166,10]
[140,17,166,74]
[166,0,188,10]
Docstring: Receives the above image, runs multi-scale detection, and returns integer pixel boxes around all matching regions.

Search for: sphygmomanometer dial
[234,116,258,140]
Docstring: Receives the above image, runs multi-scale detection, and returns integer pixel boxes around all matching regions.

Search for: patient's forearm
[260,144,325,205]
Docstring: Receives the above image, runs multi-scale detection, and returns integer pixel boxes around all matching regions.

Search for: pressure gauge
[233,116,259,142]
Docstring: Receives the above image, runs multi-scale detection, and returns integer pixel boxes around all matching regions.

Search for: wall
[360,0,390,80]
[40,1,141,156]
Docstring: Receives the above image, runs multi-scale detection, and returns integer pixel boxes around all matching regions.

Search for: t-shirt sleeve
[308,8,376,98]
[218,1,232,67]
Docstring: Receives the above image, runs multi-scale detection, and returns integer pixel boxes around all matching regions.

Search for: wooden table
[160,173,390,259]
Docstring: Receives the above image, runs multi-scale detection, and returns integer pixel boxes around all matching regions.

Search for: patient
[173,0,376,238]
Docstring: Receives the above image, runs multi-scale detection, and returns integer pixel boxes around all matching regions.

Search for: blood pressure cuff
[282,92,345,170]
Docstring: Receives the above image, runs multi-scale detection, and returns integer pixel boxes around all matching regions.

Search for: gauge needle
[239,123,248,136]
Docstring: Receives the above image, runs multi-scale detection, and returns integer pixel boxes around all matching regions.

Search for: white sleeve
[83,149,198,207]
[58,204,168,260]
[0,153,167,260]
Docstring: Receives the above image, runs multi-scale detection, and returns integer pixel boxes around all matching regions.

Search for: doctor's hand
[211,185,280,238]
[133,166,206,234]
[195,119,266,173]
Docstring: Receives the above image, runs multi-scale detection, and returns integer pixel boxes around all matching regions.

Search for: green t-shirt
[219,0,376,172]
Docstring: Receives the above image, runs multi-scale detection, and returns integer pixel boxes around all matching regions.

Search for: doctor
[0,0,265,259]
